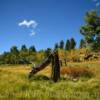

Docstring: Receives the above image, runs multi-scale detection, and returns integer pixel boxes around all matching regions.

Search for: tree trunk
[51,50,60,82]
[29,50,60,83]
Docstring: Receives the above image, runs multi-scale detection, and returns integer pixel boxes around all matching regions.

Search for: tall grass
[0,63,100,100]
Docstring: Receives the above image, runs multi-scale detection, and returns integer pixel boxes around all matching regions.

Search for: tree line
[0,45,37,64]
[54,38,76,50]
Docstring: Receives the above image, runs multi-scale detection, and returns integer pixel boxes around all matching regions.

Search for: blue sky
[0,0,100,53]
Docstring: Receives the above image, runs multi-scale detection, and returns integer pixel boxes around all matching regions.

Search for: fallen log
[28,50,60,82]
[28,55,51,78]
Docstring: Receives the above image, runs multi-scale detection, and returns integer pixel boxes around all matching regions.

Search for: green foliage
[54,43,59,50]
[0,45,42,65]
[10,46,19,54]
[80,10,100,51]
[59,40,64,49]
[92,36,100,51]
[79,39,86,49]
[10,46,19,64]
[29,45,36,53]
[2,52,11,64]
[21,45,28,52]
[70,38,76,49]
[65,39,70,50]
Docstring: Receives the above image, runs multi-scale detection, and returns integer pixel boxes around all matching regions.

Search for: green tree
[10,46,19,54]
[59,40,64,49]
[70,38,76,49]
[10,46,19,64]
[3,52,11,64]
[29,45,36,53]
[21,45,28,52]
[79,39,86,49]
[92,36,100,51]
[80,10,100,51]
[54,43,59,50]
[19,45,30,64]
[65,39,70,50]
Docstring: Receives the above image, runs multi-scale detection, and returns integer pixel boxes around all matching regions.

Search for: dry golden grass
[0,62,98,78]
[36,65,52,77]
[0,62,100,99]
[0,65,31,75]
[61,67,93,78]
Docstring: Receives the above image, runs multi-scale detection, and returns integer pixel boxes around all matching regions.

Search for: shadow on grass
[29,75,50,81]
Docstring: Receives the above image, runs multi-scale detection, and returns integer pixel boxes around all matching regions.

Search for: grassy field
[0,62,100,100]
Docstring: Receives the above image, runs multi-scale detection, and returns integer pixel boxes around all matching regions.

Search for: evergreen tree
[29,45,36,53]
[65,39,70,50]
[10,46,19,64]
[80,10,100,51]
[10,46,19,54]
[92,36,100,51]
[54,43,59,50]
[79,39,86,48]
[70,38,76,49]
[21,45,28,52]
[59,40,64,49]
[3,52,11,64]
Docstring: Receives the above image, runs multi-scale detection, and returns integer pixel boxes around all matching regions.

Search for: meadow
[0,62,100,100]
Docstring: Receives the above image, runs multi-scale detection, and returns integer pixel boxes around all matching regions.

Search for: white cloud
[30,31,36,36]
[96,2,100,7]
[18,20,38,36]
[18,20,38,28]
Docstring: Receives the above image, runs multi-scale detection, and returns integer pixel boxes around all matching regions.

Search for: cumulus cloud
[18,20,38,28]
[18,20,38,36]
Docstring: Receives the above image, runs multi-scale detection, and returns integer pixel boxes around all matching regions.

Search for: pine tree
[70,38,76,49]
[79,39,86,48]
[10,46,19,64]
[80,10,100,51]
[65,39,70,50]
[59,40,64,49]
[21,45,28,52]
[29,45,36,53]
[54,43,59,50]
